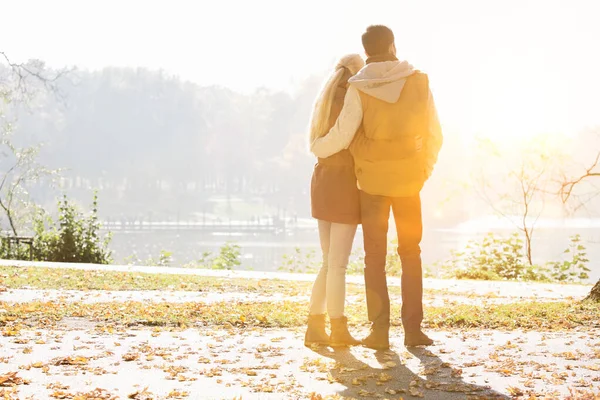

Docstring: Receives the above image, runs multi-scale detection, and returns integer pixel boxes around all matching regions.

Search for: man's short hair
[362,25,395,56]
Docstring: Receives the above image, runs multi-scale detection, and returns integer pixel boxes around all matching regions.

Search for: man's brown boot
[361,326,389,350]
[330,317,360,347]
[404,330,433,347]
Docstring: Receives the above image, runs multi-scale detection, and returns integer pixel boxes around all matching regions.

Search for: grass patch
[425,301,600,330]
[1,299,597,332]
[0,266,316,296]
[0,266,461,299]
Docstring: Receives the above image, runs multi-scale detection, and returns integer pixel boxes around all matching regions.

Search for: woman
[305,54,364,347]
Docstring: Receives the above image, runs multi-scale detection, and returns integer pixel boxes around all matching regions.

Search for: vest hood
[348,60,415,103]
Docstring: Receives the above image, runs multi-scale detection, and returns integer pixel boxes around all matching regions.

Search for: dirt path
[1,324,599,399]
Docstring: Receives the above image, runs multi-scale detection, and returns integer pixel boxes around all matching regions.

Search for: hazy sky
[3,0,600,137]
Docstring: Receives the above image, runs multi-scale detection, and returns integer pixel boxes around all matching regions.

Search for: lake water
[105,216,600,283]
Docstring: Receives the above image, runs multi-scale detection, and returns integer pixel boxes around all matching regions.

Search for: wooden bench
[1,236,34,260]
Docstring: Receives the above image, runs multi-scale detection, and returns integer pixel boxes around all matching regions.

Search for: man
[310,25,443,349]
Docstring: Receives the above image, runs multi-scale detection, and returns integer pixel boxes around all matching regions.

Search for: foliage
[443,232,592,283]
[279,238,415,276]
[385,238,402,276]
[211,242,242,270]
[346,247,365,275]
[0,236,32,260]
[547,235,591,282]
[124,250,174,267]
[185,243,241,270]
[278,247,320,273]
[442,233,549,281]
[128,243,242,270]
[185,251,214,268]
[150,250,174,267]
[31,194,112,264]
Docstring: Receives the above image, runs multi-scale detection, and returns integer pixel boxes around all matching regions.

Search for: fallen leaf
[382,361,397,369]
[54,356,88,366]
[0,372,29,387]
[122,353,140,362]
[507,386,524,397]
[128,387,153,399]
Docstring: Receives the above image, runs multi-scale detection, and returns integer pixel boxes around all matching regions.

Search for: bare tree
[475,140,554,266]
[0,124,55,235]
[0,53,63,236]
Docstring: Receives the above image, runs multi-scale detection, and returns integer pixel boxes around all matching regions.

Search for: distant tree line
[2,62,599,227]
[1,65,474,224]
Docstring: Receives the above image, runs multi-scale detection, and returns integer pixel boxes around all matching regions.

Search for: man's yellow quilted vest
[350,72,430,197]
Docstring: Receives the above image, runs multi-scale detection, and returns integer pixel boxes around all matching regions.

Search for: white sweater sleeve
[310,86,363,158]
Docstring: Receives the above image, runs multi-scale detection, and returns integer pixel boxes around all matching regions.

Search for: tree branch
[560,150,600,203]
[0,163,17,193]
[1,51,71,103]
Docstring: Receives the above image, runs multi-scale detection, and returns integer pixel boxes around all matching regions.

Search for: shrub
[547,235,591,283]
[442,233,549,282]
[32,194,112,264]
[124,250,175,267]
[442,232,592,283]
[278,247,320,273]
[212,242,242,270]
[0,237,32,260]
[278,238,408,276]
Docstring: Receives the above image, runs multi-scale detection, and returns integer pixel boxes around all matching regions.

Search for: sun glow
[2,0,600,141]
[465,41,578,139]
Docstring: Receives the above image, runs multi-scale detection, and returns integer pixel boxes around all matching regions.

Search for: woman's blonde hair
[309,54,364,145]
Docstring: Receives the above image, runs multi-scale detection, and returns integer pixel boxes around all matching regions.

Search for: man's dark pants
[360,191,423,333]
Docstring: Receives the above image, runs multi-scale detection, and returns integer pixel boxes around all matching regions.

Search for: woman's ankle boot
[304,314,330,346]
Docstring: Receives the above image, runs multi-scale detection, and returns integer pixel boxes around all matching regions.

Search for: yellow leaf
[383,361,397,369]
[123,353,139,362]
[507,386,524,396]
[2,328,20,337]
[409,387,424,397]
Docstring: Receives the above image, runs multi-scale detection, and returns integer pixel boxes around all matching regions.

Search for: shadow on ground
[311,344,509,399]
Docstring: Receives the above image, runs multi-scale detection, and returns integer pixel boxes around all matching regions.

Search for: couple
[306,25,443,350]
